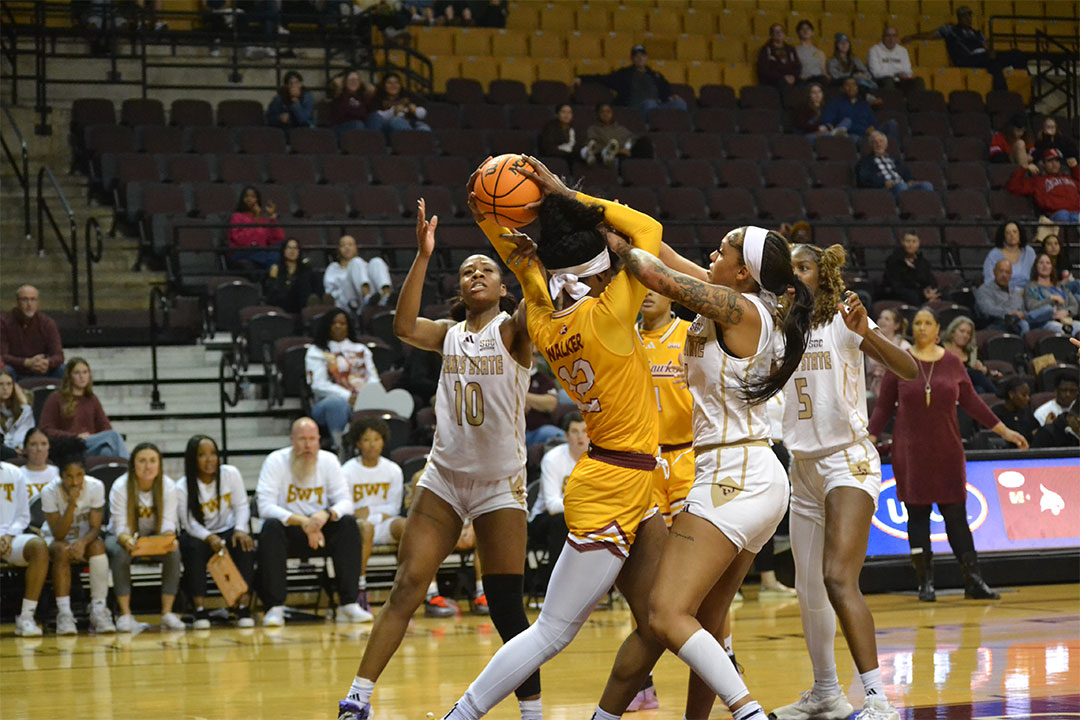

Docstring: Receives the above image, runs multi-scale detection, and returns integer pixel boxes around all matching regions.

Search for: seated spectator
[866,308,911,397]
[856,130,932,199]
[39,358,128,459]
[756,23,801,88]
[19,428,59,499]
[581,102,642,166]
[1,285,65,381]
[902,6,1028,90]
[983,221,1036,291]
[792,82,847,142]
[267,70,315,130]
[828,33,876,92]
[824,78,894,141]
[867,26,921,93]
[794,20,827,84]
[107,442,183,631]
[255,417,369,626]
[1033,403,1079,447]
[0,370,33,458]
[528,410,586,593]
[177,435,255,629]
[942,315,999,395]
[1035,374,1078,426]
[1034,116,1079,164]
[976,259,1057,335]
[1040,232,1075,285]
[538,104,577,166]
[366,72,430,134]
[228,186,284,272]
[525,352,565,447]
[265,238,321,314]
[40,437,113,635]
[993,377,1039,445]
[1025,253,1079,336]
[1007,149,1080,223]
[341,417,405,611]
[330,69,376,135]
[576,45,686,118]
[323,234,392,312]
[989,112,1033,165]
[881,229,940,304]
[1,460,49,637]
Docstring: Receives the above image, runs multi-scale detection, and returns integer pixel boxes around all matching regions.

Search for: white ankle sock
[56,596,71,614]
[859,667,884,698]
[676,628,750,708]
[358,576,367,591]
[732,701,765,720]
[89,554,109,604]
[518,698,542,720]
[346,676,375,706]
[21,598,38,617]
[427,580,439,599]
[475,579,484,597]
[591,706,620,720]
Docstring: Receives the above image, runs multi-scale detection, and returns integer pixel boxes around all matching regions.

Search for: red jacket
[1006,165,1080,213]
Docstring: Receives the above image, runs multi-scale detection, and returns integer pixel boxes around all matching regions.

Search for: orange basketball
[471,154,542,228]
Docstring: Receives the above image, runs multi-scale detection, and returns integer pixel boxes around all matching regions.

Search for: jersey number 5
[454,381,484,426]
[558,359,601,413]
[794,377,813,420]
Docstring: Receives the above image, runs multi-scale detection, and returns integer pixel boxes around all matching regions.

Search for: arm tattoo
[625,248,745,326]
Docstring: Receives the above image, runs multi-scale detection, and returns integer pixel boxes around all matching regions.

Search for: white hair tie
[549,249,611,302]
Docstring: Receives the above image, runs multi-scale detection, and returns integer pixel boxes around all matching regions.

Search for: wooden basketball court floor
[2,583,1077,720]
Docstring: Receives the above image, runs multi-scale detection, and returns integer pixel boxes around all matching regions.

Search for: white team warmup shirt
[1034,399,1069,426]
[109,474,179,536]
[176,464,251,540]
[429,312,529,479]
[0,462,30,537]
[867,42,913,79]
[530,443,578,521]
[256,447,353,523]
[20,465,60,502]
[40,476,106,542]
[342,456,404,525]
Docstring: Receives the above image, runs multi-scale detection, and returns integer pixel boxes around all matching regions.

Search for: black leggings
[906,503,975,558]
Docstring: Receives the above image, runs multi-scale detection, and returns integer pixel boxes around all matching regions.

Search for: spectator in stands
[40,436,114,635]
[983,221,1036,291]
[976,259,1056,335]
[1,285,65,381]
[1025,253,1079,336]
[265,238,321,314]
[256,417,368,626]
[306,309,381,452]
[993,377,1039,445]
[757,23,801,88]
[468,0,507,28]
[1033,403,1079,447]
[1007,149,1080,223]
[1040,232,1074,284]
[342,417,405,611]
[902,6,1028,90]
[824,78,893,142]
[525,352,564,447]
[856,130,932,199]
[227,186,284,272]
[881,229,941,304]
[107,442,183,631]
[267,70,315,130]
[40,358,128,459]
[538,104,577,167]
[367,72,430,134]
[867,26,921,93]
[177,434,255,629]
[330,69,377,135]
[792,82,845,142]
[528,410,586,593]
[794,20,827,84]
[19,428,58,500]
[942,316,999,395]
[828,33,876,92]
[1034,116,1079,164]
[866,308,911,397]
[324,234,392,312]
[989,113,1033,166]
[0,370,33,458]
[576,45,686,118]
[581,103,641,166]
[1,460,49,637]
[1035,374,1078,426]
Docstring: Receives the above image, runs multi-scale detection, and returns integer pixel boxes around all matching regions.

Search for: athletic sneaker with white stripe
[769,690,853,720]
[855,696,900,720]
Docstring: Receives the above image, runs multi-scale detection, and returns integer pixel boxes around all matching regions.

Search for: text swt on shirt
[176,464,251,540]
[256,447,353,523]
[341,456,404,525]
[108,474,179,537]
[0,462,30,537]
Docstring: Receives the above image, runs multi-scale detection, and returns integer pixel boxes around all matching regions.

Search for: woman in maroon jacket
[757,23,801,88]
[868,308,1026,602]
[40,358,128,459]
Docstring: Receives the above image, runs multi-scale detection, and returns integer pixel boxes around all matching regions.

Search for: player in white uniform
[598,226,815,720]
[338,200,541,720]
[1,460,49,636]
[771,244,917,720]
[19,428,60,500]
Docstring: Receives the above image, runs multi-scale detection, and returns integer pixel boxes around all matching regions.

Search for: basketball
[471,154,542,228]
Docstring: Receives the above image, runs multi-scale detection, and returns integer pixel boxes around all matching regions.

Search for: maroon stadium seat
[762,159,810,189]
[769,134,814,162]
[297,184,348,218]
[668,158,717,188]
[809,162,852,188]
[946,162,989,190]
[445,78,486,105]
[121,98,166,127]
[266,154,319,184]
[318,155,370,185]
[724,134,769,162]
[488,79,529,105]
[697,85,736,108]
[622,159,669,187]
[718,159,763,188]
[236,127,288,155]
[171,99,214,127]
[756,188,805,221]
[165,154,213,184]
[138,125,186,153]
[897,189,945,219]
[693,108,737,134]
[530,80,571,106]
[737,108,781,134]
[190,126,235,154]
[815,136,857,164]
[659,188,709,220]
[678,132,724,159]
[707,188,757,221]
[851,189,898,220]
[371,156,422,185]
[739,85,781,109]
[288,127,338,154]
[217,99,265,127]
[391,130,439,156]
[350,186,402,219]
[340,130,388,156]
[218,154,265,184]
[804,188,851,218]
[435,129,490,157]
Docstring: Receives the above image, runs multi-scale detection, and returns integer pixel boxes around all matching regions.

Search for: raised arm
[660,242,709,282]
[842,291,918,380]
[393,199,454,353]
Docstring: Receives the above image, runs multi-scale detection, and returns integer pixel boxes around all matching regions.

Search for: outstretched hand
[501,230,540,268]
[838,290,869,336]
[415,198,437,258]
[518,155,573,207]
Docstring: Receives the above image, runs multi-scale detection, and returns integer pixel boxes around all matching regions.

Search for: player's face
[196,439,219,479]
[791,246,820,294]
[357,429,384,461]
[640,290,672,321]
[459,255,505,308]
[61,463,85,495]
[708,234,745,287]
[25,431,48,467]
[133,448,161,490]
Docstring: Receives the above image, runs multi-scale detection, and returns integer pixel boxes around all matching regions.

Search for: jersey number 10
[454,380,485,426]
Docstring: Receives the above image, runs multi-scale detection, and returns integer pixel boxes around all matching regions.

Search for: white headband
[549,249,611,302]
[742,226,768,286]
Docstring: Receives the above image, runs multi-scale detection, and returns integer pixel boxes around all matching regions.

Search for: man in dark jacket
[881,230,940,304]
[902,6,1028,90]
[1,285,65,381]
[575,45,685,119]
[856,131,933,200]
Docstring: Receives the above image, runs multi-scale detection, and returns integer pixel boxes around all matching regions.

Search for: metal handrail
[218,350,242,461]
[0,3,18,104]
[36,165,79,309]
[148,286,168,410]
[1,104,31,241]
[84,217,104,325]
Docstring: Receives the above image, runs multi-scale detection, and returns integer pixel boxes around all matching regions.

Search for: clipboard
[208,549,249,607]
[130,535,179,557]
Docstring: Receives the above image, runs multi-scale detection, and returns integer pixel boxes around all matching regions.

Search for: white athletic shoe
[90,606,116,633]
[14,613,42,637]
[336,602,374,624]
[855,696,900,720]
[770,690,853,720]
[262,605,286,627]
[55,611,78,636]
[115,614,136,633]
[161,612,186,631]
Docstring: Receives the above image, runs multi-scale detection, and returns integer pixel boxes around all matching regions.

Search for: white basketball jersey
[684,294,774,448]
[430,312,529,479]
[782,312,876,457]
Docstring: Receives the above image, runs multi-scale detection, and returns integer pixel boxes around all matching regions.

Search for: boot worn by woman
[960,551,1000,599]
[910,549,936,602]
